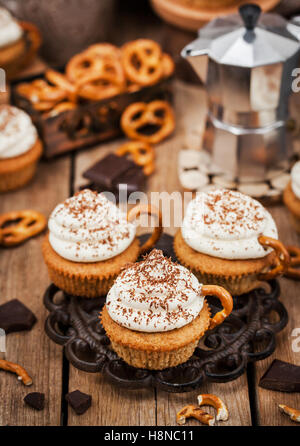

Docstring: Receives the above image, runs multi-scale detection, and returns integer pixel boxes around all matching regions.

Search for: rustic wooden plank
[0,155,71,426]
[254,206,300,426]
[68,367,156,426]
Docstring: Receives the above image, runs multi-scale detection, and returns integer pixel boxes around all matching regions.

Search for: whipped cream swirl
[182,189,278,260]
[291,161,300,200]
[48,189,136,262]
[107,249,204,332]
[0,8,23,48]
[0,105,38,159]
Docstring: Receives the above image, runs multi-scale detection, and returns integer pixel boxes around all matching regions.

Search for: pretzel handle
[127,204,162,255]
[258,236,290,281]
[0,359,32,386]
[201,285,233,330]
[284,246,300,281]
[19,21,41,67]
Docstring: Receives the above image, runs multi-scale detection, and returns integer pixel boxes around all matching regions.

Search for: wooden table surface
[0,1,300,427]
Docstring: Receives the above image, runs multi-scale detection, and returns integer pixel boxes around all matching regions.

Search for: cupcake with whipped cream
[0,105,42,192]
[174,189,290,296]
[0,8,25,69]
[101,249,233,370]
[42,189,162,298]
[283,162,300,234]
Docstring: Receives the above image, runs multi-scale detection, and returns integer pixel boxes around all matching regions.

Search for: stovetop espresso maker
[182,3,300,184]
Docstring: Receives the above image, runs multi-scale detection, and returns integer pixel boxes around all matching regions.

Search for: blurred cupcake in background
[0,7,25,69]
[0,105,42,192]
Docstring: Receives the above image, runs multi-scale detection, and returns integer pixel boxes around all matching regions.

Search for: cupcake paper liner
[46,265,116,298]
[189,270,261,296]
[0,139,42,193]
[101,303,211,370]
[42,236,141,298]
[174,230,276,296]
[110,339,199,370]
[0,161,39,193]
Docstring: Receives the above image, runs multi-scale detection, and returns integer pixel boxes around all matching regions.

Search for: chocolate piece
[116,165,146,193]
[66,390,92,415]
[0,299,37,334]
[24,392,45,411]
[83,154,134,188]
[259,359,300,392]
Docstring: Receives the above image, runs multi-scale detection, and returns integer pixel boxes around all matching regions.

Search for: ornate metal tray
[43,234,288,393]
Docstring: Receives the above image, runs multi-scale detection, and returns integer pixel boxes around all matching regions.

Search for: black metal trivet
[43,234,288,393]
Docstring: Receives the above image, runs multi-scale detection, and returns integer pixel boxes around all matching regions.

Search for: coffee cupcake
[42,189,162,298]
[174,189,290,296]
[0,8,25,68]
[101,249,233,370]
[0,105,42,192]
[283,162,300,234]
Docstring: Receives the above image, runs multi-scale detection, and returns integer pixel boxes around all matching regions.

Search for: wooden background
[0,0,300,426]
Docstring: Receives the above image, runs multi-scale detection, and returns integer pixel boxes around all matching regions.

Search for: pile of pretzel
[16,39,175,118]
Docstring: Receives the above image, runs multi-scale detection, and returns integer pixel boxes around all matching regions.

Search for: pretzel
[33,101,59,112]
[45,69,78,103]
[75,56,125,100]
[77,72,124,101]
[176,405,215,426]
[17,81,42,103]
[143,161,155,176]
[201,285,233,330]
[121,100,175,144]
[279,404,300,423]
[122,39,164,86]
[126,81,141,93]
[162,53,175,78]
[85,43,121,60]
[116,141,155,175]
[47,101,77,117]
[17,79,67,103]
[0,210,47,247]
[127,204,162,255]
[258,236,290,281]
[0,359,32,386]
[284,246,300,280]
[66,52,104,82]
[197,394,229,422]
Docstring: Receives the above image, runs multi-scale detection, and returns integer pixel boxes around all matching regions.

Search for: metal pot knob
[239,3,261,31]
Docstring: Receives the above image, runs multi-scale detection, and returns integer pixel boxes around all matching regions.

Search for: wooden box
[11,73,173,159]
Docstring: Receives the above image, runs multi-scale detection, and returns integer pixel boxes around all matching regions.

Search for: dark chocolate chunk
[259,359,300,392]
[24,392,45,411]
[83,154,134,188]
[66,390,92,415]
[116,165,146,193]
[0,299,37,334]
